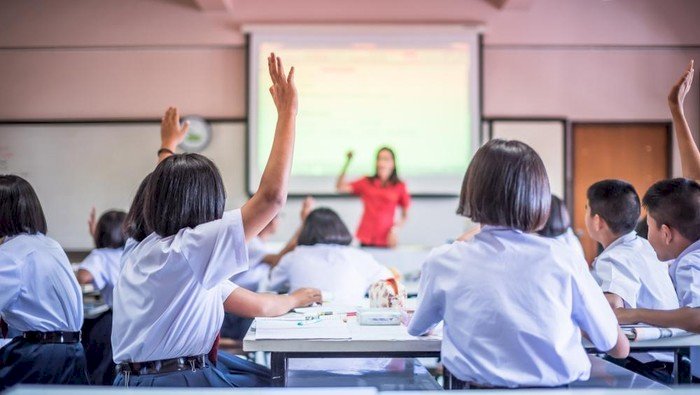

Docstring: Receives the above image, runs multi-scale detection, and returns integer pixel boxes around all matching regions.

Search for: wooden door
[572,123,670,264]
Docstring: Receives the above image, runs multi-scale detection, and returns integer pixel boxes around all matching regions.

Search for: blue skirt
[217,351,271,387]
[113,365,233,387]
[81,309,115,385]
[0,337,89,390]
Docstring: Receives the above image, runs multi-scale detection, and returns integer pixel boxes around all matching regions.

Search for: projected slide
[247,26,481,195]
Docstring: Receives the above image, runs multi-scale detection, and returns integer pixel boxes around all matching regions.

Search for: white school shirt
[668,239,700,376]
[268,244,393,306]
[230,236,271,291]
[555,228,587,264]
[0,233,83,332]
[111,209,249,363]
[78,247,124,307]
[407,226,619,388]
[591,231,679,310]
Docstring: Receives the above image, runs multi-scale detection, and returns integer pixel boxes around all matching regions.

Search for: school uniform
[590,231,679,376]
[555,228,587,264]
[0,233,88,389]
[668,239,700,378]
[408,226,619,388]
[78,247,123,385]
[268,244,393,306]
[221,237,272,340]
[112,209,253,387]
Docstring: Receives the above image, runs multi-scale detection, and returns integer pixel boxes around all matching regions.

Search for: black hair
[123,173,152,242]
[643,178,700,242]
[94,210,127,249]
[635,216,649,239]
[297,208,353,246]
[370,146,401,186]
[538,195,570,238]
[0,175,47,237]
[457,139,551,232]
[587,179,640,235]
[144,154,225,237]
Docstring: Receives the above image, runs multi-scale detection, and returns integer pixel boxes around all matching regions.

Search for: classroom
[1,0,700,393]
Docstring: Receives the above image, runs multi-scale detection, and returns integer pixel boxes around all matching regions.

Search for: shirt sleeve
[0,251,21,312]
[675,252,700,308]
[407,258,445,336]
[267,254,293,292]
[571,260,619,352]
[174,209,249,290]
[247,238,268,268]
[591,255,640,308]
[398,183,411,209]
[349,177,368,196]
[78,251,108,291]
[218,280,239,302]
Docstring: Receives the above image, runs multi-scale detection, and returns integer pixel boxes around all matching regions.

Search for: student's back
[1,233,82,331]
[414,228,614,387]
[270,244,391,306]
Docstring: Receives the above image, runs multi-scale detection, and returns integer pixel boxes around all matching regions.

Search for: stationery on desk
[622,324,688,341]
[254,313,352,340]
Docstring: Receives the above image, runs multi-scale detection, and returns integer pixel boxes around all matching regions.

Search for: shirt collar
[676,239,700,264]
[480,225,524,234]
[602,231,637,254]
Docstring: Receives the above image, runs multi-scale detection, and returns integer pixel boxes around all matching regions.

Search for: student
[586,180,678,311]
[407,139,629,389]
[669,60,700,182]
[77,208,127,385]
[0,175,88,389]
[336,147,410,248]
[111,54,322,388]
[268,207,394,306]
[615,179,700,347]
[537,195,586,264]
[585,180,679,382]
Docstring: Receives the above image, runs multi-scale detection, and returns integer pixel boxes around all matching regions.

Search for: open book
[622,324,688,341]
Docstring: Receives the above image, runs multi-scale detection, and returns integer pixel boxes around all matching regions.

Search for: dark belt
[22,331,81,344]
[117,355,208,376]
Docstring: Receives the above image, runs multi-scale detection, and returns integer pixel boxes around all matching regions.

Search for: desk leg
[675,347,691,385]
[270,352,287,387]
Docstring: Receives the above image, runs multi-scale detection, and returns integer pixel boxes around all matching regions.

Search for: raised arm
[669,60,700,181]
[336,151,354,193]
[241,53,298,241]
[158,107,190,163]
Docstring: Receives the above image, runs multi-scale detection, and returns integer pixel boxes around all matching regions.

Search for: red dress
[350,177,411,247]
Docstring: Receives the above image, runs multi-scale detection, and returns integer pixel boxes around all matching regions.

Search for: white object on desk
[622,324,688,341]
[357,308,401,326]
[254,315,351,340]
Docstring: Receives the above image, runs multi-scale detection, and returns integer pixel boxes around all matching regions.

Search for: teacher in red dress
[336,147,410,248]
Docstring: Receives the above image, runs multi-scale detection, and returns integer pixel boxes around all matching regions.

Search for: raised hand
[87,206,97,238]
[160,107,190,152]
[300,196,315,220]
[268,53,298,116]
[346,151,354,161]
[668,60,694,110]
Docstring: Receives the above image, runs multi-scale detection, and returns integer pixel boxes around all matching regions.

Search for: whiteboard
[0,122,246,250]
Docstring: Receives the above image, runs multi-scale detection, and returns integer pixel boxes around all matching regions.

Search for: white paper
[255,317,352,340]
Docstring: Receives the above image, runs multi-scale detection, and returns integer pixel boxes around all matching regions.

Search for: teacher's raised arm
[336,151,354,193]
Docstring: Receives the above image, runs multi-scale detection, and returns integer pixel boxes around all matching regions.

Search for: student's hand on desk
[614,307,638,325]
[290,288,322,307]
[160,106,190,151]
[268,53,297,116]
[87,206,97,239]
[668,60,694,111]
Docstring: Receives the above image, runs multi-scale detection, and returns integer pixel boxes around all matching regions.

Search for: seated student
[586,180,678,311]
[537,194,586,264]
[669,60,700,182]
[76,208,127,385]
[407,139,629,389]
[615,178,700,375]
[0,175,88,389]
[268,207,393,306]
[111,54,322,388]
[585,180,679,382]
